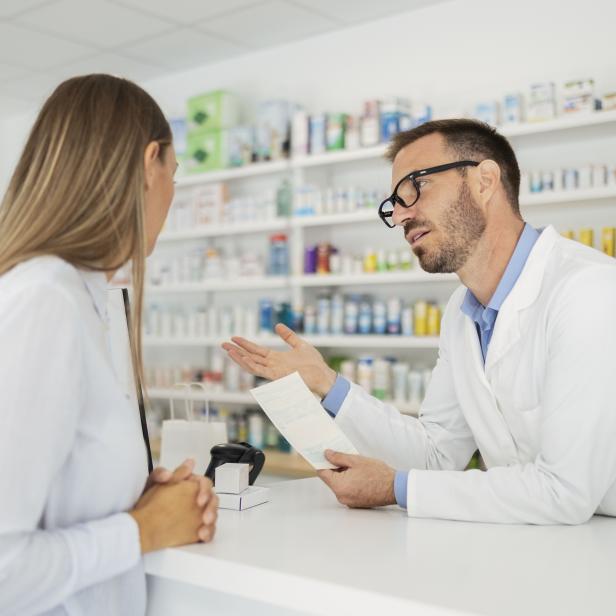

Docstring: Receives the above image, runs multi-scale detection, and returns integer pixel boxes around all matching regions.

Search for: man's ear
[143,141,161,191]
[475,159,501,205]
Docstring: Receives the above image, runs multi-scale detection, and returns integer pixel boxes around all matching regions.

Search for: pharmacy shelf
[143,335,439,349]
[145,277,289,293]
[292,209,376,227]
[146,387,419,416]
[173,111,616,189]
[143,335,283,348]
[292,144,388,168]
[520,185,616,207]
[158,218,289,241]
[293,271,457,287]
[148,387,255,405]
[499,109,616,138]
[176,159,290,186]
[302,335,440,349]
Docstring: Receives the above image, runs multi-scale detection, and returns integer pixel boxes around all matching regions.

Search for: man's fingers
[324,449,354,469]
[317,469,336,489]
[229,336,270,358]
[274,323,303,349]
[202,493,219,525]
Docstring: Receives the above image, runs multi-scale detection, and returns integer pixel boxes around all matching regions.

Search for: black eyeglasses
[378,160,480,228]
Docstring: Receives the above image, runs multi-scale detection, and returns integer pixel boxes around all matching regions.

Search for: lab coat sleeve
[406,266,616,524]
[335,293,477,471]
[0,284,141,615]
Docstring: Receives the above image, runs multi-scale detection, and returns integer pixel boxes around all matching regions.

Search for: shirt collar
[78,268,109,322]
[461,223,541,319]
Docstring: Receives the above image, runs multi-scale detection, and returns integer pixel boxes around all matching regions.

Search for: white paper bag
[160,383,228,475]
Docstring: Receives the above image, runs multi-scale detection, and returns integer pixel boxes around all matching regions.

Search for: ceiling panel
[110,0,263,24]
[15,0,174,48]
[291,0,446,24]
[0,23,95,70]
[124,28,247,71]
[201,0,337,49]
[0,0,53,19]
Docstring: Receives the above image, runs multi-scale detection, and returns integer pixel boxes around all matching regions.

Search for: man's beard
[409,182,486,274]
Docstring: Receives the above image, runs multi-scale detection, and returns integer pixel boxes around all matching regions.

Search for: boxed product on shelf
[380,97,411,142]
[228,126,255,167]
[256,99,300,160]
[526,82,556,123]
[309,114,327,155]
[291,109,309,156]
[602,92,616,111]
[326,113,348,151]
[186,90,239,132]
[502,94,524,124]
[562,78,596,114]
[185,129,230,173]
[474,101,500,126]
[360,100,380,147]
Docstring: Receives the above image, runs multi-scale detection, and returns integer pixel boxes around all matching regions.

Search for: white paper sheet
[250,372,358,470]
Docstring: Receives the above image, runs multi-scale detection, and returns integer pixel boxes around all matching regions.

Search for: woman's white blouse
[0,256,149,615]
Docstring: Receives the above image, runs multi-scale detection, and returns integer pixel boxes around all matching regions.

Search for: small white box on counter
[215,463,249,494]
[218,486,270,511]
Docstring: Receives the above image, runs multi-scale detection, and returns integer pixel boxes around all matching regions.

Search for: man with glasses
[223,119,616,524]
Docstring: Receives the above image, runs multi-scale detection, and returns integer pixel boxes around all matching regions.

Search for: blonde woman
[0,75,218,615]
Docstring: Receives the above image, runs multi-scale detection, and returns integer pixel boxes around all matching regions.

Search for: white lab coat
[336,225,616,524]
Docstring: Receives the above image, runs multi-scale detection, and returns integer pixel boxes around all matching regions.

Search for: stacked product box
[185,90,239,173]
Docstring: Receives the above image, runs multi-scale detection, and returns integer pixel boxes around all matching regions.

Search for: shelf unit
[144,334,440,349]
[147,109,616,478]
[146,386,420,416]
[173,110,616,188]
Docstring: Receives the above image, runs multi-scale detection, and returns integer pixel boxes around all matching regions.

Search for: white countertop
[145,477,616,616]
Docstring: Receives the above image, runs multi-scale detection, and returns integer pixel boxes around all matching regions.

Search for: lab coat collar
[78,268,109,323]
[484,225,559,375]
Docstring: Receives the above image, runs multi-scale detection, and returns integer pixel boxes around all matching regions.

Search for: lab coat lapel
[484,225,559,378]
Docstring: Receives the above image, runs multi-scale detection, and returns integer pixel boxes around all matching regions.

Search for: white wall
[1,0,616,189]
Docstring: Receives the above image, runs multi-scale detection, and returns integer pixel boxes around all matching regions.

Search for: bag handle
[188,382,211,422]
[169,383,193,420]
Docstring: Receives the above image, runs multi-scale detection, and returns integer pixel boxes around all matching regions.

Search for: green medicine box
[185,129,229,174]
[186,90,239,132]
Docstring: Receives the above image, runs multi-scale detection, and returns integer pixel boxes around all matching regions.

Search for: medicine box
[215,462,249,494]
[185,129,229,173]
[218,486,270,511]
[186,90,239,132]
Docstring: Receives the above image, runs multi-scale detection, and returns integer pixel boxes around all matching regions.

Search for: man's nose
[391,201,417,227]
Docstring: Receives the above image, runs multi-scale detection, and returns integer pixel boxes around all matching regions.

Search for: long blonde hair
[0,74,171,384]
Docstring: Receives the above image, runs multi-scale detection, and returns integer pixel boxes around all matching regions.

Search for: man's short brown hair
[386,119,521,214]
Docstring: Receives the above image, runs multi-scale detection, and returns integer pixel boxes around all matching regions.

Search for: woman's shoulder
[0,255,82,308]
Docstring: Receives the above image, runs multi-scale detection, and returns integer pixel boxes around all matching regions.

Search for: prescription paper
[250,372,358,470]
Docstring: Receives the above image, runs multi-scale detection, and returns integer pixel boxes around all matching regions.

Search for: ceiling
[0,0,442,116]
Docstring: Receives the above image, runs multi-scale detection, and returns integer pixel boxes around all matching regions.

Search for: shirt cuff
[394,470,409,509]
[321,375,350,417]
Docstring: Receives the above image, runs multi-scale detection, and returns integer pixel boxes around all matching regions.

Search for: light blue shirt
[322,224,541,509]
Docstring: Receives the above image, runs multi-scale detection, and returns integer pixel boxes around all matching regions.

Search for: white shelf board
[520,186,616,207]
[176,160,290,186]
[292,145,388,168]
[171,112,616,189]
[143,335,283,348]
[147,387,256,404]
[292,209,377,227]
[143,334,439,349]
[293,271,457,287]
[146,386,419,415]
[302,335,440,348]
[158,218,289,241]
[500,109,616,138]
[145,277,289,293]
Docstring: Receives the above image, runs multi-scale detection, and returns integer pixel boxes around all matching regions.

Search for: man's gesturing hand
[221,323,336,398]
